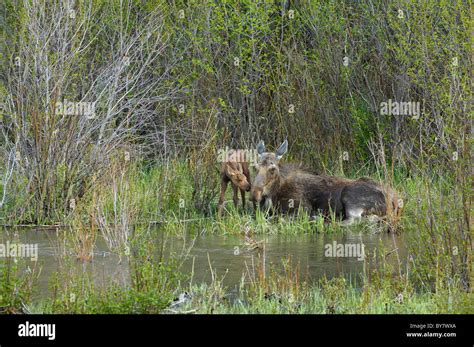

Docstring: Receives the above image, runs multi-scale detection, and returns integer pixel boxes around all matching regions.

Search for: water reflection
[0,227,407,302]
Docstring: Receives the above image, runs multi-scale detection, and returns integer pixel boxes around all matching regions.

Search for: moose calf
[218,152,252,217]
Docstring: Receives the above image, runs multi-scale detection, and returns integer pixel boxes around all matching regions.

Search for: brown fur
[218,159,252,217]
[251,141,402,227]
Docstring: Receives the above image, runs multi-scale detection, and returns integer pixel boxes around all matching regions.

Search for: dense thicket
[0,0,470,259]
[0,0,471,295]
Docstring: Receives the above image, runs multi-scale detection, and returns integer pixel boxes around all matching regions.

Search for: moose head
[226,163,251,192]
[251,140,288,205]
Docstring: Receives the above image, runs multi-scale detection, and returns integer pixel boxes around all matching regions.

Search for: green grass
[129,272,473,314]
[174,283,439,314]
[0,161,471,314]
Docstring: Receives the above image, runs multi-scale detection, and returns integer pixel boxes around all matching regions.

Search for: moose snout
[252,187,263,202]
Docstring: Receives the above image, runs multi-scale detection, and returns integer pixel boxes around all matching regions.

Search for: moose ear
[226,165,236,177]
[275,139,288,160]
[256,140,265,156]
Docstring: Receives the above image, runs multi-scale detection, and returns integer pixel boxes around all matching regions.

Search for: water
[0,227,407,302]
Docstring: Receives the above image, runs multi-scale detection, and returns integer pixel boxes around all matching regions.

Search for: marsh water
[0,227,408,302]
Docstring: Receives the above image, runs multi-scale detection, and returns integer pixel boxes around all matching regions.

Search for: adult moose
[251,140,402,228]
